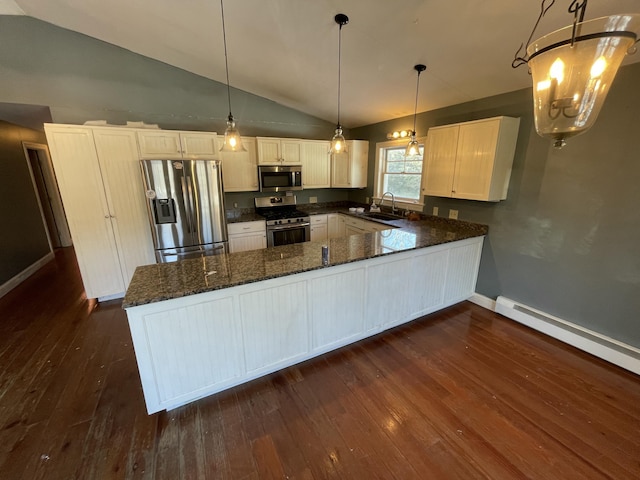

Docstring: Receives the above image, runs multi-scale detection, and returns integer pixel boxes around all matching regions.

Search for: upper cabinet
[422,116,520,202]
[300,140,331,189]
[256,137,302,165]
[216,136,259,192]
[137,131,218,159]
[331,140,369,188]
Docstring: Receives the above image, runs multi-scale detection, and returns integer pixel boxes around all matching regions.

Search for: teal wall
[0,15,338,139]
[0,120,51,286]
[352,61,640,349]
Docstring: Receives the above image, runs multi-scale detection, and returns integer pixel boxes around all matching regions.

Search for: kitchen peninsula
[123,213,487,414]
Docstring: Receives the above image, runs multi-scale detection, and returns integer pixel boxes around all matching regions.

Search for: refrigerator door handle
[180,174,194,234]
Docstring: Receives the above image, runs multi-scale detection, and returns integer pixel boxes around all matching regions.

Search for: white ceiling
[3,0,640,128]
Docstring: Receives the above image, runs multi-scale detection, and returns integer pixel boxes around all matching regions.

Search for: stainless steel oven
[255,196,310,247]
[266,219,310,247]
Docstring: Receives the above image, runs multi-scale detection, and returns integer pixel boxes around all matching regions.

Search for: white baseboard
[468,293,496,311]
[0,252,55,299]
[493,295,640,376]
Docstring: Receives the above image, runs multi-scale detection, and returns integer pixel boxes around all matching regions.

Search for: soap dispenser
[369,200,380,213]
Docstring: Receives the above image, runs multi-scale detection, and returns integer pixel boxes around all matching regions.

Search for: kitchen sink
[361,212,404,221]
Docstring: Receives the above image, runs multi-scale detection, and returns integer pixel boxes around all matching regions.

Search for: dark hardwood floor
[1,247,639,479]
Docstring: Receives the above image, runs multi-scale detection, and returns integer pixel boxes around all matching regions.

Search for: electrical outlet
[309,196,318,203]
[432,206,439,216]
[365,197,369,204]
[449,209,458,220]
[233,202,238,208]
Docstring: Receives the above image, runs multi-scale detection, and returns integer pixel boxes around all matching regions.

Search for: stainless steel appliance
[258,165,303,192]
[141,159,228,263]
[255,196,310,247]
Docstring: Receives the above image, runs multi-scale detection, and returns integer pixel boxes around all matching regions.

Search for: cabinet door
[256,137,282,164]
[281,140,302,164]
[328,214,346,238]
[300,140,330,188]
[348,141,369,188]
[310,224,328,243]
[180,132,218,159]
[137,131,182,158]
[93,129,156,284]
[331,150,351,187]
[229,233,267,253]
[422,125,459,197]
[452,119,500,201]
[217,136,259,192]
[45,126,125,298]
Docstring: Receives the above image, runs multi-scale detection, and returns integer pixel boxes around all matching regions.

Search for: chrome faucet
[380,191,396,214]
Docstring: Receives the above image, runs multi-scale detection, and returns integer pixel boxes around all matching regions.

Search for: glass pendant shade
[220,115,246,152]
[405,133,419,157]
[330,126,347,154]
[527,14,640,148]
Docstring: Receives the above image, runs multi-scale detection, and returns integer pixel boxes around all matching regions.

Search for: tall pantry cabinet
[44,125,155,299]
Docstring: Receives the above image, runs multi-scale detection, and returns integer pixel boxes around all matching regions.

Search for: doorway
[22,142,72,249]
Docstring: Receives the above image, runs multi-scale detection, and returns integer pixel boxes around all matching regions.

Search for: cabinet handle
[104,215,109,219]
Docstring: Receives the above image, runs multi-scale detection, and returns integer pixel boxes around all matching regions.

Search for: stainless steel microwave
[258,165,303,192]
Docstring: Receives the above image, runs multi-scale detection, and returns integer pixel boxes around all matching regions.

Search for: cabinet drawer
[310,214,328,225]
[228,220,266,235]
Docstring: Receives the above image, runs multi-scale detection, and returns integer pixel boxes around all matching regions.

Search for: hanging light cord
[336,21,344,127]
[412,70,422,134]
[220,0,233,119]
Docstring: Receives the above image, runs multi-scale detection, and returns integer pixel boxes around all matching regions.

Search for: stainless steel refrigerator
[140,159,228,263]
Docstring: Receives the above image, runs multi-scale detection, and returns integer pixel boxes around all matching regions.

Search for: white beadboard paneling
[240,281,309,373]
[125,236,485,413]
[366,249,448,330]
[444,240,483,304]
[142,297,242,404]
[310,267,366,350]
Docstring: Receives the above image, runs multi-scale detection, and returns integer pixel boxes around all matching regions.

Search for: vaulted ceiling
[2,0,639,128]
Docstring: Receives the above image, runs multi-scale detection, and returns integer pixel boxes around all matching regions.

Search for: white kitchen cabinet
[45,125,155,299]
[256,137,302,165]
[137,130,218,159]
[300,140,331,188]
[328,213,346,238]
[331,140,369,188]
[422,116,520,201]
[310,214,328,243]
[216,136,259,192]
[228,220,267,253]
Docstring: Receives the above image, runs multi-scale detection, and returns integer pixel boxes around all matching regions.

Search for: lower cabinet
[125,236,484,413]
[328,213,346,238]
[228,221,267,253]
[310,214,328,242]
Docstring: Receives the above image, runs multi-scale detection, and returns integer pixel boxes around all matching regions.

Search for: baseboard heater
[495,296,640,376]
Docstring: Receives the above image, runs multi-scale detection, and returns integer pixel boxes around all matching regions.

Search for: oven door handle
[268,222,310,231]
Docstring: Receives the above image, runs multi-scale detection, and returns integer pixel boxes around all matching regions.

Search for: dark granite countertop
[123,208,488,308]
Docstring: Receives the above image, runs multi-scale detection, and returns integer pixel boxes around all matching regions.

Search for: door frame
[22,142,73,248]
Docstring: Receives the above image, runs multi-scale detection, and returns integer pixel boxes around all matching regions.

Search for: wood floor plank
[1,248,639,479]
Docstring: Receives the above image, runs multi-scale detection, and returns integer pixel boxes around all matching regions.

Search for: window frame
[373,137,426,210]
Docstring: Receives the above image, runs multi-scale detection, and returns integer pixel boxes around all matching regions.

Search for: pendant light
[513,0,640,148]
[406,64,426,157]
[330,13,349,154]
[219,0,246,152]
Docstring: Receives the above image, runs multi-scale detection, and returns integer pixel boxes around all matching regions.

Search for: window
[374,139,425,205]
